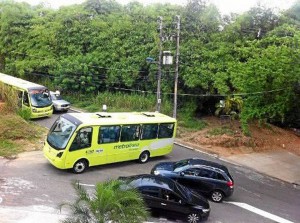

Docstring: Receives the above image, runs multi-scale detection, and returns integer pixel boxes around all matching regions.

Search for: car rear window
[139,186,160,198]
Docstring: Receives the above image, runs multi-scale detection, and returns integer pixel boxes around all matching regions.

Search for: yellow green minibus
[0,72,53,118]
[43,112,177,173]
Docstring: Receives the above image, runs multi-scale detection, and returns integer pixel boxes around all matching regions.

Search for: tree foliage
[59,180,149,223]
[0,0,299,129]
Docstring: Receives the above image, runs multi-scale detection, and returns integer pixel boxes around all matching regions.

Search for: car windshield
[173,159,189,171]
[175,182,191,201]
[51,93,62,100]
[47,116,77,150]
[29,89,52,107]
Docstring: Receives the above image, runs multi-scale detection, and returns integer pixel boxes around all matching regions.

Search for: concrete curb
[174,141,243,167]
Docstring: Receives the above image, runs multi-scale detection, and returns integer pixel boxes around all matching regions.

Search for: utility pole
[157,16,163,112]
[173,15,180,118]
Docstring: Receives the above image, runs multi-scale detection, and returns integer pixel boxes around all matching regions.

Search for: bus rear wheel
[138,151,150,163]
[73,159,88,174]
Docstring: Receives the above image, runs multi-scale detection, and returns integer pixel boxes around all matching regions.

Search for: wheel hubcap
[141,153,148,162]
[75,162,85,172]
[212,191,222,202]
[188,213,199,223]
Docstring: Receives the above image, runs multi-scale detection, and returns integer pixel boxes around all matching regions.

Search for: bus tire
[73,159,88,174]
[138,151,150,163]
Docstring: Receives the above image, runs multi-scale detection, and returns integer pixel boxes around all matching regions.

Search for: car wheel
[187,212,201,223]
[138,151,150,163]
[73,159,88,174]
[211,190,224,203]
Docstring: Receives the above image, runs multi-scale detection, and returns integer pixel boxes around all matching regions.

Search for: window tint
[120,125,140,142]
[215,173,226,181]
[70,127,92,151]
[98,125,120,144]
[139,186,160,198]
[23,92,29,106]
[161,189,182,203]
[197,169,215,178]
[183,168,199,176]
[158,123,174,138]
[141,124,158,140]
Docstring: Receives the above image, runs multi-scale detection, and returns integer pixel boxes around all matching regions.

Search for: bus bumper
[31,107,53,119]
[43,144,65,170]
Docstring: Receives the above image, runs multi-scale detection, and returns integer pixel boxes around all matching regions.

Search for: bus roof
[0,73,46,91]
[63,112,176,126]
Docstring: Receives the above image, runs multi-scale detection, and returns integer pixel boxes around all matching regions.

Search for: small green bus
[43,112,177,173]
[0,72,53,118]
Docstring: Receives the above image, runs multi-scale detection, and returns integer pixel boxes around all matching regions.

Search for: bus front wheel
[73,159,88,174]
[138,151,150,163]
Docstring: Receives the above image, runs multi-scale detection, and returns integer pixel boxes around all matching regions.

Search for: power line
[112,87,286,97]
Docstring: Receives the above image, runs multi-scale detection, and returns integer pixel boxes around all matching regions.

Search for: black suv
[151,158,234,202]
[119,174,210,222]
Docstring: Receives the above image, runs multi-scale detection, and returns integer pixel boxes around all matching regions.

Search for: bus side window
[70,127,92,151]
[120,125,140,142]
[141,124,158,140]
[158,123,174,138]
[23,92,29,106]
[98,126,120,144]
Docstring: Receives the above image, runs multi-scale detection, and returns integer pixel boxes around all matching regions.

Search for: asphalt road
[0,111,299,223]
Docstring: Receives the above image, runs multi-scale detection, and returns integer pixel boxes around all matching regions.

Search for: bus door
[66,127,106,168]
[22,91,30,109]
[120,124,141,161]
[98,125,124,164]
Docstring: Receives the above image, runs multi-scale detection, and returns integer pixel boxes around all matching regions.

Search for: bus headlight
[153,170,160,175]
[57,152,63,158]
[32,108,37,112]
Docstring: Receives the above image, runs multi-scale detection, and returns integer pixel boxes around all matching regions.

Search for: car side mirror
[180,172,184,176]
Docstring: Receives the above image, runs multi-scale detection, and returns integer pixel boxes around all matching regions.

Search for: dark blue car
[151,158,234,202]
[119,174,210,222]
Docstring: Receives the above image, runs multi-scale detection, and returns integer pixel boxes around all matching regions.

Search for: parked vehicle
[119,174,210,223]
[50,91,70,112]
[151,158,234,202]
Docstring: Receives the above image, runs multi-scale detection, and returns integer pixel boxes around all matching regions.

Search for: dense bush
[0,0,299,131]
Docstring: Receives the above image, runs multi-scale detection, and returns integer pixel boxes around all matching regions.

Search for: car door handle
[161,203,167,206]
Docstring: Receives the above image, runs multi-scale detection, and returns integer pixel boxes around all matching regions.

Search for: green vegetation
[0,112,46,158]
[0,0,299,132]
[208,127,235,136]
[60,180,149,223]
[66,91,173,115]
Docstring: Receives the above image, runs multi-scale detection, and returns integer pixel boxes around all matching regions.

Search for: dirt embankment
[177,117,300,157]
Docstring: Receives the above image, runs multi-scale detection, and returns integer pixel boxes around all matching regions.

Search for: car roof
[188,158,229,173]
[127,174,176,190]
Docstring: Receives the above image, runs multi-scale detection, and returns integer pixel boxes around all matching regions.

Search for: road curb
[174,141,243,167]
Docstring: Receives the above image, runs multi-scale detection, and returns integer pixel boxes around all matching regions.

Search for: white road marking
[226,202,294,223]
[78,183,95,187]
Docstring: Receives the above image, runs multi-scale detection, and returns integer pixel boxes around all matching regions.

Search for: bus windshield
[47,116,77,150]
[29,89,52,107]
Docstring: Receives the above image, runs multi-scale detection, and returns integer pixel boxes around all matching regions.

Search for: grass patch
[0,113,47,157]
[178,117,207,131]
[0,140,20,158]
[207,126,235,136]
[65,91,173,115]
[65,91,210,131]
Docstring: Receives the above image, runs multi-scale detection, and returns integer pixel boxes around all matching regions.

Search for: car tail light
[227,181,234,188]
